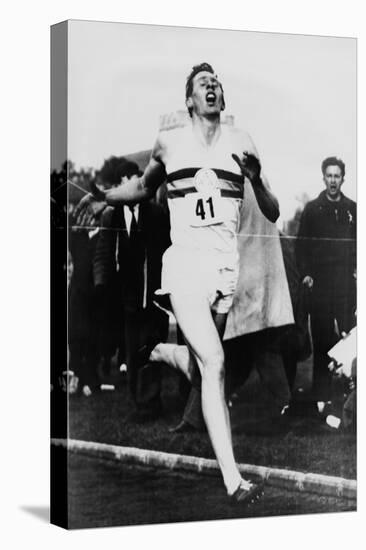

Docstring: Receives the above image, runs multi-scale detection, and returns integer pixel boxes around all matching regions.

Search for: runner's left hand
[232,151,261,183]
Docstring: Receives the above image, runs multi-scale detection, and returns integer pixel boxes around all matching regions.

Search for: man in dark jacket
[93,161,170,421]
[68,225,101,395]
[296,156,356,403]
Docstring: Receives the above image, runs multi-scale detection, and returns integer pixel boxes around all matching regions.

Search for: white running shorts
[159,245,239,314]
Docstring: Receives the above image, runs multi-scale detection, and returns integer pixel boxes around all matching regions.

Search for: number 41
[195,197,215,220]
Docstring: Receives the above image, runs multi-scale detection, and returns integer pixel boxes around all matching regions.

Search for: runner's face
[187,71,224,116]
[323,165,344,198]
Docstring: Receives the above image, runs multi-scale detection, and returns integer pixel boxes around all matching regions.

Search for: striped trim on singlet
[166,168,244,199]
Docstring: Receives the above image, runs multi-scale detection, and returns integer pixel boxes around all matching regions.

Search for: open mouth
[206,92,216,105]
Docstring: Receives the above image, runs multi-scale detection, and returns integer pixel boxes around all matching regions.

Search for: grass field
[69,365,356,480]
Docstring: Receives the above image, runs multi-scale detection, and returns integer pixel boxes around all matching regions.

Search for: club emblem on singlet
[193,168,220,196]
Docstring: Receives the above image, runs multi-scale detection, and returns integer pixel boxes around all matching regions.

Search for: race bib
[186,190,224,227]
[187,168,224,227]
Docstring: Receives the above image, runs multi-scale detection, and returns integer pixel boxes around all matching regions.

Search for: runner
[76,62,279,502]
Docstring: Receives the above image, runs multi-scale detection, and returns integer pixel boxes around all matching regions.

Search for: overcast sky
[64,20,356,223]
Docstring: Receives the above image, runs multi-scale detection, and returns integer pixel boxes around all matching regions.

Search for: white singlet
[159,125,245,312]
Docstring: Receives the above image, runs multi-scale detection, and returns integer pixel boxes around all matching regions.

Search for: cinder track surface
[67,453,355,530]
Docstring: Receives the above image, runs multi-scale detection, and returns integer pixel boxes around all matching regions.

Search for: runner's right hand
[74,182,107,227]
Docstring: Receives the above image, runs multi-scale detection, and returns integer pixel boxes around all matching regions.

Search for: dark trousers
[124,306,169,411]
[68,286,100,389]
[310,271,356,401]
[94,285,126,374]
[68,337,100,389]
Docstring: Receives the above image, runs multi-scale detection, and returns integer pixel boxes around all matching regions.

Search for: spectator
[93,161,170,421]
[296,156,356,404]
[68,223,101,396]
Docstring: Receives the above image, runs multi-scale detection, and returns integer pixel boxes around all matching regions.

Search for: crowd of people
[59,62,356,503]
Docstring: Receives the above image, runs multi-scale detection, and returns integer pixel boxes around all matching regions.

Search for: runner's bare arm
[74,136,166,225]
[232,133,279,223]
[102,138,166,205]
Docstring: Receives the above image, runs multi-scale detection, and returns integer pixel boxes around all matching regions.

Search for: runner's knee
[200,350,225,380]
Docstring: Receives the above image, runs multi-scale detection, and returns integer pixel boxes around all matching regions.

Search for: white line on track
[52,438,356,501]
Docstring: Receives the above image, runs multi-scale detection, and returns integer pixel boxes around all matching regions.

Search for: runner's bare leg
[166,292,242,495]
[150,312,227,383]
[150,343,196,382]
[212,311,233,449]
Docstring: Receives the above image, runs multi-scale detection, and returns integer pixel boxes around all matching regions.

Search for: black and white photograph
[50,19,357,529]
